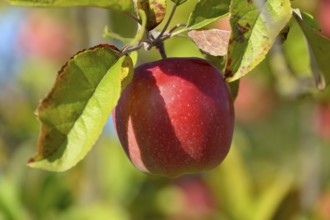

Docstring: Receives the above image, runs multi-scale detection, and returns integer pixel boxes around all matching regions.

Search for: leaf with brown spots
[28,44,133,171]
[137,0,166,30]
[188,29,231,56]
[225,0,292,82]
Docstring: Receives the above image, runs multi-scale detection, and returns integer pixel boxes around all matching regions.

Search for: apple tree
[6,0,330,177]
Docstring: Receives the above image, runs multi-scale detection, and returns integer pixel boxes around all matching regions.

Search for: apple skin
[113,58,234,177]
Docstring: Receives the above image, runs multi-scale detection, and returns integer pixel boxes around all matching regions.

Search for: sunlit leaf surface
[186,0,230,30]
[225,0,292,82]
[28,45,133,171]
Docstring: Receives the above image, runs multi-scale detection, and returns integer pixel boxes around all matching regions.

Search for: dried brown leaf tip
[188,29,231,56]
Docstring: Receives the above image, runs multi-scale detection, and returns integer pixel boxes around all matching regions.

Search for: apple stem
[119,3,180,59]
[149,32,167,59]
[156,42,167,59]
[152,3,179,60]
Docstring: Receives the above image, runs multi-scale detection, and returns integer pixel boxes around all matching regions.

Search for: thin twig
[119,43,144,56]
[155,3,178,41]
[159,23,187,41]
[125,12,141,24]
[156,42,167,59]
[168,23,186,34]
[169,28,189,38]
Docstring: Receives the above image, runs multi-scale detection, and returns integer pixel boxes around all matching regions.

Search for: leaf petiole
[119,43,144,56]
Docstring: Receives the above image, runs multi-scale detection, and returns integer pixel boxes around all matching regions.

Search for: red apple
[113,58,234,177]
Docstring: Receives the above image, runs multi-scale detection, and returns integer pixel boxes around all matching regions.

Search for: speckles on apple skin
[114,58,234,177]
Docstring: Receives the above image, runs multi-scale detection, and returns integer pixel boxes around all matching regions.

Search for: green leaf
[103,26,134,44]
[229,80,239,102]
[0,178,28,220]
[129,51,138,67]
[225,0,292,82]
[294,10,330,89]
[207,144,255,219]
[171,0,187,6]
[28,44,133,171]
[283,21,311,76]
[294,10,321,30]
[7,0,133,12]
[253,173,293,220]
[186,0,230,30]
[130,9,147,46]
[59,202,129,220]
[203,54,226,75]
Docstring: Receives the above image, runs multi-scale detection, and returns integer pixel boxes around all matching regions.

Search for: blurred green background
[0,0,330,219]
